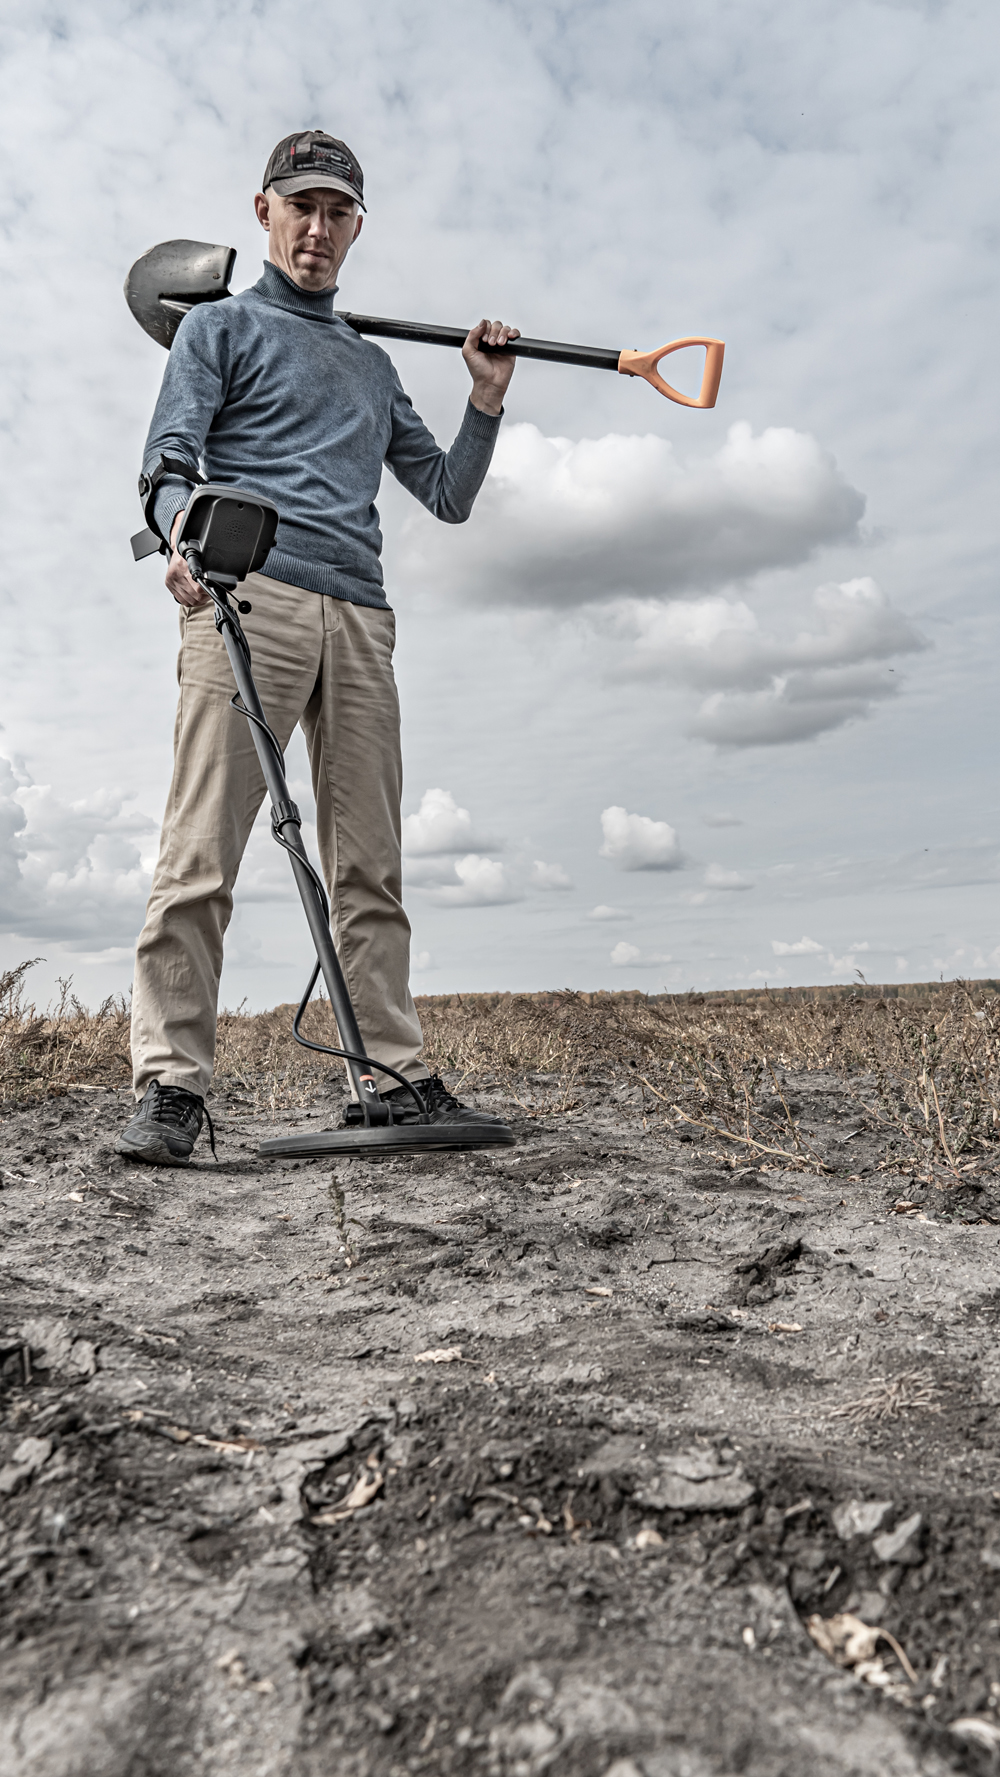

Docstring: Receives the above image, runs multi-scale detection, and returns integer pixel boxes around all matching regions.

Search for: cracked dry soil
[4,1067,1000,1776]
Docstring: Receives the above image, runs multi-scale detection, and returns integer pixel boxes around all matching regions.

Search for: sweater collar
[253,260,338,323]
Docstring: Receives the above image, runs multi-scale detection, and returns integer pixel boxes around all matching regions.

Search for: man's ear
[254,191,271,233]
[352,213,363,244]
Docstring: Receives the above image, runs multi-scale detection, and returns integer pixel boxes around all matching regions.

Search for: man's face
[254,187,363,292]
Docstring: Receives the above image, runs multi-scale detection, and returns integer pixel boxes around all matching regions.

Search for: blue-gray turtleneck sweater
[143,261,503,608]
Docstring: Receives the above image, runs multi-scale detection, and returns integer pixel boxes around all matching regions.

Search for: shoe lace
[153,1083,217,1159]
[420,1074,461,1114]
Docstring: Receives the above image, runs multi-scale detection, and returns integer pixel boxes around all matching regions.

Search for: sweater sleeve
[383,372,501,523]
[142,309,232,542]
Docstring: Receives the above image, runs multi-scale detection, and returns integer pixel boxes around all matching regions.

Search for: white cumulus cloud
[610,941,642,966]
[401,789,561,906]
[771,935,824,955]
[600,806,683,872]
[530,860,573,890]
[402,422,865,608]
[402,787,497,856]
[414,854,522,908]
[589,904,630,921]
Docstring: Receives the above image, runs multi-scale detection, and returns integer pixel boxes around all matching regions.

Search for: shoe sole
[259,1123,515,1158]
[115,1131,193,1167]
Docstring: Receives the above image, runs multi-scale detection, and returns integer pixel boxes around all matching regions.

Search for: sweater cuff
[463,397,504,438]
[151,483,191,547]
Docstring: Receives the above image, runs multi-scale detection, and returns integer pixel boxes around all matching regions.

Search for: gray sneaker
[116,1082,215,1166]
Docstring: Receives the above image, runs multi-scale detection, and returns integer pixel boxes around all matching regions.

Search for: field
[3,965,1000,1775]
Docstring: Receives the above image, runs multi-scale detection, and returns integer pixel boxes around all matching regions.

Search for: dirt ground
[4,1057,1000,1776]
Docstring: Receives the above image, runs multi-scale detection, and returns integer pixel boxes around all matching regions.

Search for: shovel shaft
[335,312,724,405]
[335,311,621,371]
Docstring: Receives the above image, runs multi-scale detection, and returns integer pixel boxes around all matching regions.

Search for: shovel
[125,239,724,409]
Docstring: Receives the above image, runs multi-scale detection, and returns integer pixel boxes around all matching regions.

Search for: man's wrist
[469,389,504,417]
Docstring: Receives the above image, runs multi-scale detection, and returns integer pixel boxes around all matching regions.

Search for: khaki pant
[130,573,426,1100]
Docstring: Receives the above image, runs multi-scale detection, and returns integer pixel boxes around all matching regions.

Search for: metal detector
[156,485,515,1158]
[125,240,725,408]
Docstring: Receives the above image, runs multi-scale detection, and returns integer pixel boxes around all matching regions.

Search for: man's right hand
[166,511,210,607]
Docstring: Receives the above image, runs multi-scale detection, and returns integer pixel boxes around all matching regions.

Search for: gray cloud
[616,579,923,688]
[401,422,864,608]
[608,578,927,746]
[765,842,1000,902]
[0,757,156,948]
[610,941,672,968]
[693,666,900,747]
[530,860,573,890]
[704,864,753,891]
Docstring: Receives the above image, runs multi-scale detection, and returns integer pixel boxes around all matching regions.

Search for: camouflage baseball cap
[262,131,366,210]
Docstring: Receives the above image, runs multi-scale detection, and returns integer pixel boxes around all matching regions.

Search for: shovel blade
[124,240,236,349]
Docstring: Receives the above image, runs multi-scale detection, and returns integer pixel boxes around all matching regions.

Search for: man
[118,129,519,1166]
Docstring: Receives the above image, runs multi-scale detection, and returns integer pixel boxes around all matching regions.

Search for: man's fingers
[467,320,521,351]
[166,551,209,607]
[463,318,520,409]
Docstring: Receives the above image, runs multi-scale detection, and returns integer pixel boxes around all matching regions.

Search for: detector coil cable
[193,569,427,1122]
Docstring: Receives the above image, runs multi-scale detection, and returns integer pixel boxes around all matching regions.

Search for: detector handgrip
[617,337,725,408]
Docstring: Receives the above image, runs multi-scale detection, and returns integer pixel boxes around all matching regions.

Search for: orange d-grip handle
[617,337,725,408]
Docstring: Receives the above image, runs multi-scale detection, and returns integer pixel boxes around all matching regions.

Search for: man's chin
[289,257,335,291]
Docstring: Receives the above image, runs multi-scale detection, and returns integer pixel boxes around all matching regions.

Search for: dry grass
[416,980,1000,1180]
[828,1370,943,1425]
[3,960,1000,1181]
[0,961,133,1100]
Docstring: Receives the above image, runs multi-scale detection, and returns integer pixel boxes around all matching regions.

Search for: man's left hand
[463,319,521,415]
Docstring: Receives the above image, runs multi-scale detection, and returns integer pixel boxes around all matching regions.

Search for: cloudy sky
[2,0,999,1013]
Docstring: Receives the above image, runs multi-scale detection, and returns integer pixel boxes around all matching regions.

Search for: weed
[829,1370,942,1424]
